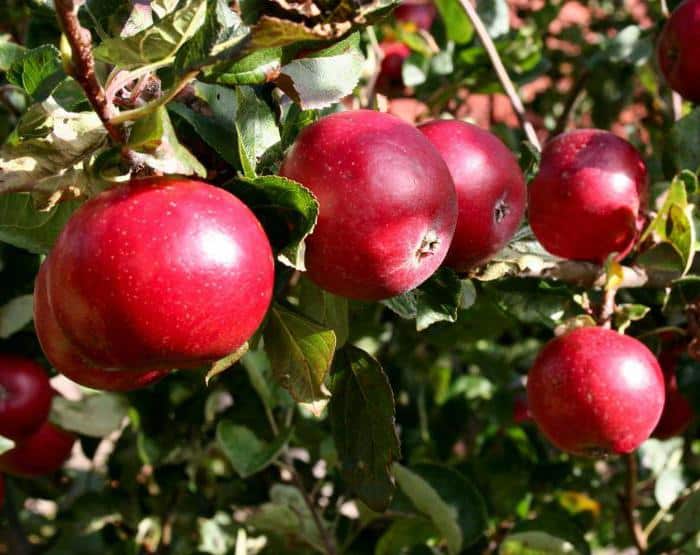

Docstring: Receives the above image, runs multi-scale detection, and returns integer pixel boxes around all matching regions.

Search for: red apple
[0,421,75,477]
[653,344,694,439]
[395,1,437,30]
[379,41,411,84]
[657,0,700,103]
[34,262,169,391]
[419,119,526,270]
[513,392,531,424]
[0,354,52,440]
[529,129,648,263]
[527,327,664,456]
[279,110,457,300]
[44,177,274,371]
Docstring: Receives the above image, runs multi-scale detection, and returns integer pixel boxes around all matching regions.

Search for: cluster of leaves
[1,0,700,554]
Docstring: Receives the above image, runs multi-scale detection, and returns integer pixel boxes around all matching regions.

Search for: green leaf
[50,394,129,437]
[277,33,364,110]
[0,435,14,456]
[230,175,318,270]
[234,86,281,176]
[241,350,292,411]
[0,35,26,72]
[477,0,510,38]
[0,193,83,253]
[506,511,590,555]
[248,484,327,552]
[168,102,237,165]
[93,0,207,67]
[394,464,488,552]
[376,517,439,555]
[655,467,686,510]
[216,421,291,478]
[298,278,349,347]
[614,303,650,334]
[402,53,429,87]
[202,47,283,86]
[672,109,700,172]
[263,304,336,411]
[0,294,33,338]
[173,0,249,74]
[667,489,700,536]
[7,44,63,100]
[434,0,474,44]
[329,345,400,512]
[500,531,584,555]
[0,98,108,196]
[127,106,205,176]
[383,268,465,331]
[638,172,696,275]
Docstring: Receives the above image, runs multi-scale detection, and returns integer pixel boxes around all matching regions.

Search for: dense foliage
[0,0,700,554]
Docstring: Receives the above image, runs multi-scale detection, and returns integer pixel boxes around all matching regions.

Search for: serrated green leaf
[263,304,335,411]
[50,394,129,437]
[216,421,291,478]
[298,278,349,347]
[94,0,207,67]
[7,45,64,100]
[0,193,83,253]
[202,47,283,85]
[0,35,26,72]
[329,345,399,512]
[0,294,33,338]
[230,175,318,270]
[234,86,281,176]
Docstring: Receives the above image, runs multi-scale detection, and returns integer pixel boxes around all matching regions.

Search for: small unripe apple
[379,41,411,84]
[653,344,694,439]
[657,0,700,103]
[0,354,52,440]
[280,110,457,300]
[34,262,168,391]
[44,177,274,371]
[0,421,75,477]
[527,327,664,456]
[419,119,526,270]
[529,129,648,263]
[395,1,437,30]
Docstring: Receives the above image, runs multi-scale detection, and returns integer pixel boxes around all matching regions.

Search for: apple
[657,0,700,103]
[513,392,531,424]
[653,343,694,439]
[43,177,274,371]
[379,41,411,85]
[527,327,664,456]
[279,110,457,300]
[0,354,52,440]
[394,1,437,30]
[528,129,648,263]
[34,262,169,391]
[419,119,526,270]
[0,421,75,477]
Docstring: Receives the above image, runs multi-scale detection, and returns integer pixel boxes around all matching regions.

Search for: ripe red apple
[527,327,664,456]
[653,344,694,439]
[657,0,700,103]
[44,177,274,371]
[279,110,457,300]
[379,41,411,84]
[395,1,437,30]
[529,129,648,263]
[34,262,168,391]
[0,421,75,477]
[0,354,52,440]
[418,119,526,270]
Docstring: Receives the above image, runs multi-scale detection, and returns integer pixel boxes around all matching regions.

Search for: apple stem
[623,453,648,553]
[456,0,542,152]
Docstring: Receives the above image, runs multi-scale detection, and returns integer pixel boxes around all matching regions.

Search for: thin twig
[54,0,124,144]
[624,453,648,553]
[363,26,384,109]
[456,0,542,151]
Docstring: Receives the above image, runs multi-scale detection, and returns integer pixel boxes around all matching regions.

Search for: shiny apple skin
[657,0,700,103]
[419,120,526,270]
[279,110,457,300]
[527,327,665,456]
[0,354,52,441]
[394,1,437,30]
[46,178,274,370]
[653,345,694,439]
[34,262,168,391]
[0,421,75,477]
[528,129,648,263]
